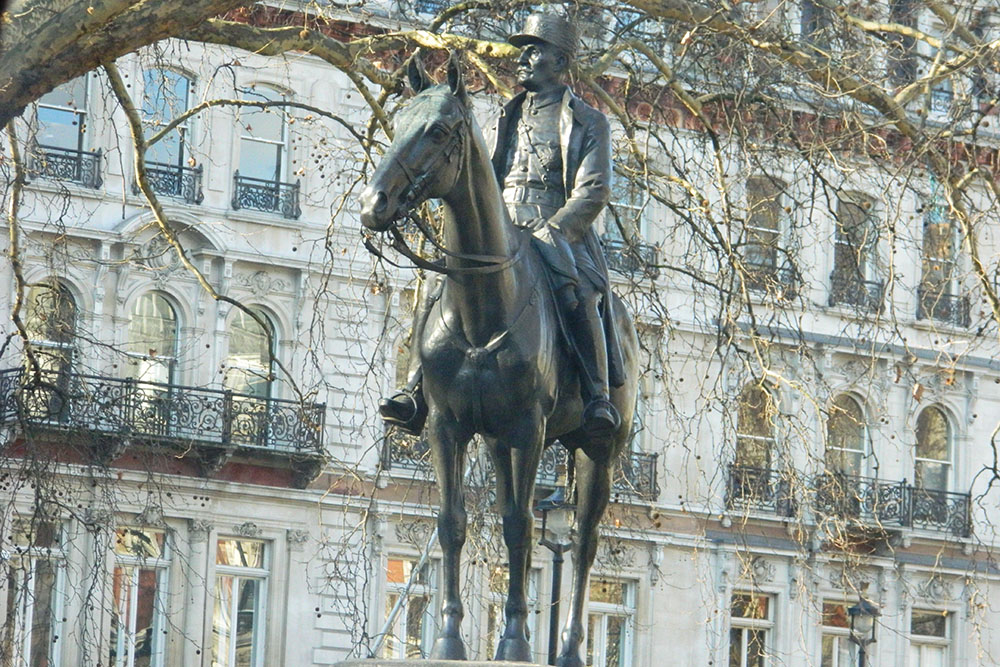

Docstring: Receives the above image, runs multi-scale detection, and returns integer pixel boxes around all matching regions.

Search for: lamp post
[848,597,880,667]
[536,485,574,666]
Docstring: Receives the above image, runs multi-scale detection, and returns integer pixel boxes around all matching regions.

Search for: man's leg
[379,276,443,434]
[567,285,620,440]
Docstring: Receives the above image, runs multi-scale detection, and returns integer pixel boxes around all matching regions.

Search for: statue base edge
[334,661,546,666]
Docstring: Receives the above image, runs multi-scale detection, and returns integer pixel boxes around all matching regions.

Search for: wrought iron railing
[829,273,884,313]
[231,171,301,219]
[134,162,204,204]
[813,473,971,537]
[29,144,103,188]
[742,261,798,299]
[917,288,971,327]
[0,367,325,453]
[601,236,660,278]
[383,434,659,501]
[725,465,796,517]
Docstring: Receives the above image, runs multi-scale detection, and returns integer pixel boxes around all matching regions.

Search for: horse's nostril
[373,191,388,214]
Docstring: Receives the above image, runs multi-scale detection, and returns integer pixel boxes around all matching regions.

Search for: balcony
[382,434,660,502]
[814,473,971,537]
[0,368,326,487]
[28,144,102,188]
[741,260,798,300]
[829,273,884,313]
[231,171,301,219]
[917,288,970,328]
[601,236,660,278]
[133,161,204,204]
[725,465,796,517]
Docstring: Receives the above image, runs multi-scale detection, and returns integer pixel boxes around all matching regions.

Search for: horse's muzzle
[359,186,394,232]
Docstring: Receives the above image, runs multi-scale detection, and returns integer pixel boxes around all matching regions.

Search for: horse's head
[360,54,471,232]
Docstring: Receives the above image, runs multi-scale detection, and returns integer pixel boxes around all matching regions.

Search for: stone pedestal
[335,661,545,666]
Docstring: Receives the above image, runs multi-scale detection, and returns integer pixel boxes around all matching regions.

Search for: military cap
[508,11,578,58]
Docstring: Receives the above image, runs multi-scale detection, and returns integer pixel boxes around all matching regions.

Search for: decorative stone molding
[83,508,114,531]
[287,529,310,550]
[394,520,433,550]
[918,575,955,602]
[595,537,634,570]
[648,544,664,586]
[134,506,166,527]
[743,556,778,584]
[236,270,288,296]
[188,519,213,541]
[233,521,262,538]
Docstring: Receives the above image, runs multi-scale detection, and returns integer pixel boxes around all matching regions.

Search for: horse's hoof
[555,652,585,667]
[430,636,468,660]
[495,637,532,662]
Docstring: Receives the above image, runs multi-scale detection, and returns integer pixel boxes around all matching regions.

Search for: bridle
[364,92,526,276]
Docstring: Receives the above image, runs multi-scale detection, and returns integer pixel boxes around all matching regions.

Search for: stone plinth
[335,661,544,666]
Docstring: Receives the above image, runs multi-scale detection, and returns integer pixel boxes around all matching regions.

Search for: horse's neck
[441,122,525,345]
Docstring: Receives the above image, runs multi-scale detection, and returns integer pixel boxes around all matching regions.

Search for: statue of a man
[381,11,622,439]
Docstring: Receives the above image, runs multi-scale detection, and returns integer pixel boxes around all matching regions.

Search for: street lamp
[536,485,575,666]
[848,597,880,667]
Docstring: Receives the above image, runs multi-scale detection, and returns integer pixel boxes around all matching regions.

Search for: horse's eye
[428,125,448,142]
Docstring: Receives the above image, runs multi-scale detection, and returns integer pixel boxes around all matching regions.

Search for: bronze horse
[359,55,639,666]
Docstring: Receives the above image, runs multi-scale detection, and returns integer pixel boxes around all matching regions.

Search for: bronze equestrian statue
[359,12,639,666]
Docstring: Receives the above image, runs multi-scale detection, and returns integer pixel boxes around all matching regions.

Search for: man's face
[516,40,565,92]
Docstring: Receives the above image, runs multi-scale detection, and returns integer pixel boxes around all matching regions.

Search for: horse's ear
[407,52,432,93]
[447,52,468,103]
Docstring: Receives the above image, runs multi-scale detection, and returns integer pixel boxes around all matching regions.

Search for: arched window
[915,407,952,492]
[825,395,868,477]
[25,282,77,375]
[735,383,777,471]
[125,293,178,385]
[224,308,274,399]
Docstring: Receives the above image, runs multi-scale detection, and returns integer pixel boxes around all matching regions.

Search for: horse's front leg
[556,447,613,667]
[426,407,473,660]
[491,414,545,662]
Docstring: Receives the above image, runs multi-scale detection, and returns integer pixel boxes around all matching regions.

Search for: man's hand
[524,217,548,231]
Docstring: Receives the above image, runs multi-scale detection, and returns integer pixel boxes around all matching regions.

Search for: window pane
[146,129,184,166]
[746,628,767,667]
[826,395,866,475]
[37,106,81,149]
[238,139,282,181]
[731,593,769,620]
[39,77,87,109]
[911,610,948,637]
[728,627,743,667]
[128,293,177,359]
[26,284,76,344]
[26,559,57,667]
[235,578,260,667]
[114,527,166,559]
[216,540,265,568]
[587,614,599,666]
[212,575,234,666]
[238,87,284,141]
[10,519,61,548]
[916,408,950,461]
[915,460,949,492]
[142,70,191,124]
[590,579,627,605]
[225,310,273,398]
[605,615,626,667]
[403,592,428,659]
[822,603,849,628]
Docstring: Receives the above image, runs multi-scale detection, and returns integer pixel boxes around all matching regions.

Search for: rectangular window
[212,539,268,667]
[910,609,950,666]
[586,578,635,667]
[382,557,438,659]
[36,76,88,152]
[820,602,852,667]
[745,176,785,272]
[110,527,170,667]
[729,592,773,667]
[1,519,65,667]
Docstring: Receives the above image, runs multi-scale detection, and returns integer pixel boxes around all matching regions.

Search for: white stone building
[3,3,1000,667]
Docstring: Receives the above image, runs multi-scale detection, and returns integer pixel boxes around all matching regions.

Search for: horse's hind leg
[491,417,545,662]
[426,409,472,660]
[557,446,614,667]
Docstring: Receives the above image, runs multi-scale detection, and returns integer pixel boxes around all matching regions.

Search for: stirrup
[379,389,428,435]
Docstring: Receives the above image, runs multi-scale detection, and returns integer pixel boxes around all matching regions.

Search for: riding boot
[568,307,621,441]
[378,276,442,435]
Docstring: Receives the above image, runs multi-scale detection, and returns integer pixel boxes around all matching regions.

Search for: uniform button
[520,166,528,172]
